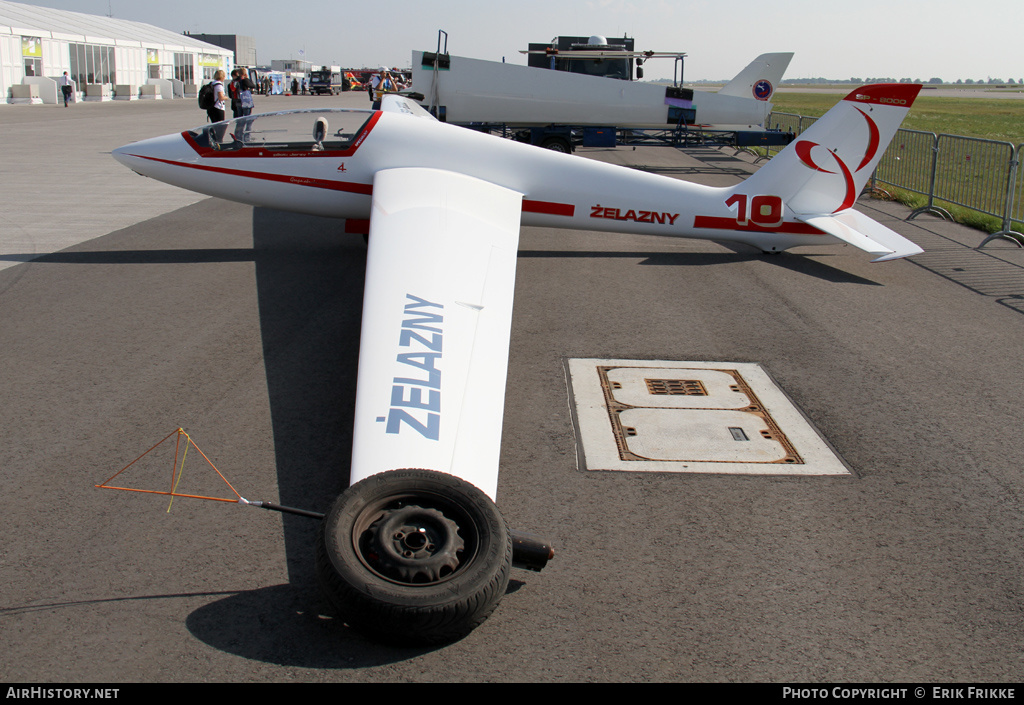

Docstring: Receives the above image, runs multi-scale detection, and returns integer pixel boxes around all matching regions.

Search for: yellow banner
[22,37,42,58]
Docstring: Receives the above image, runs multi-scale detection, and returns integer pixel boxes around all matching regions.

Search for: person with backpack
[198,71,226,123]
[198,81,214,113]
[211,70,228,122]
[197,70,229,141]
[232,67,256,118]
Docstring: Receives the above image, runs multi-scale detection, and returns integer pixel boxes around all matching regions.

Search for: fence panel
[765,112,800,156]
[1010,144,1024,229]
[798,115,819,134]
[874,129,936,199]
[933,135,1015,221]
[766,111,800,135]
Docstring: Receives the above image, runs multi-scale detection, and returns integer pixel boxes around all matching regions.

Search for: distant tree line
[778,77,1022,86]
[662,77,1024,86]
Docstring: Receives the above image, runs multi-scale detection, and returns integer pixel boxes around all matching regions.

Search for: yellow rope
[166,430,190,513]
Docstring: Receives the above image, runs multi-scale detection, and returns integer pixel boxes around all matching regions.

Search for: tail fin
[718,52,793,101]
[742,83,924,261]
[379,93,438,120]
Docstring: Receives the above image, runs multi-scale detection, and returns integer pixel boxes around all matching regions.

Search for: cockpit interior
[187,109,376,153]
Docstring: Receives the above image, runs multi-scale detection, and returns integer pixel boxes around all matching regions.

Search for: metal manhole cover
[567,359,850,475]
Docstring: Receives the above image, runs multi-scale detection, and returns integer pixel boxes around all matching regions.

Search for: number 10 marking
[725,194,784,228]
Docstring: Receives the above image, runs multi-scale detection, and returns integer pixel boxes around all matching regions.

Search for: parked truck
[309,66,343,95]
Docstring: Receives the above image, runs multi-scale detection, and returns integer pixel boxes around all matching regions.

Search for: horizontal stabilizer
[797,210,923,262]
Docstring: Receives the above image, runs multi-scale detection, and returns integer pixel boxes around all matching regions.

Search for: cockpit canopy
[188,109,376,153]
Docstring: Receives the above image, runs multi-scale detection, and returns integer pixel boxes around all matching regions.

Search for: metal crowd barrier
[766,112,1024,247]
[1009,145,1024,244]
[874,129,938,203]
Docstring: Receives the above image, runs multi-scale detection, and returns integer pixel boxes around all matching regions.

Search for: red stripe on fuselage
[345,219,370,234]
[133,110,576,216]
[523,200,575,217]
[125,155,579,216]
[126,153,374,195]
[125,152,578,216]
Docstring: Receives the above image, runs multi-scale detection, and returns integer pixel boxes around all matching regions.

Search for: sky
[13,0,1022,83]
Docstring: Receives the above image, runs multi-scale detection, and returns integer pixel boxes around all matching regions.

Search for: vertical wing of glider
[738,83,924,261]
[349,167,524,500]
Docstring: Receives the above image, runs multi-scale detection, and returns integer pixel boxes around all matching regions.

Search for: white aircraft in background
[411,48,794,131]
[112,83,923,645]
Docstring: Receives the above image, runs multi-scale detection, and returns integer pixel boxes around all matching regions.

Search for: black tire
[315,468,512,645]
[540,136,572,153]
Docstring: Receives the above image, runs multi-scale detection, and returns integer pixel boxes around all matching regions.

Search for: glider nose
[111,132,190,176]
[110,141,138,169]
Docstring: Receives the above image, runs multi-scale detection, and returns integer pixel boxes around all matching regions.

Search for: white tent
[0,0,232,103]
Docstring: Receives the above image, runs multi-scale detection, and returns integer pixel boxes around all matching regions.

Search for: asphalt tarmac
[1,92,1023,683]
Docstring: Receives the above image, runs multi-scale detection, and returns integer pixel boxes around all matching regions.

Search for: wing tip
[870,245,924,263]
[843,83,922,108]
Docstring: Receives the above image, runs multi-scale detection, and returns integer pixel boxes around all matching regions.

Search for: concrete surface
[1,91,1022,683]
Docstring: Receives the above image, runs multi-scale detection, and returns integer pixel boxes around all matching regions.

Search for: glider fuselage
[113,106,825,254]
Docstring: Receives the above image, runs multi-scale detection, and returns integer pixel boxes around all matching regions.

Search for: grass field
[770,91,1024,144]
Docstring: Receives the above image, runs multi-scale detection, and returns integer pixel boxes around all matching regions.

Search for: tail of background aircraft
[740,83,924,261]
[718,52,793,102]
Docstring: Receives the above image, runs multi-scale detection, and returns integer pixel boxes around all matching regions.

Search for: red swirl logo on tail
[795,107,880,213]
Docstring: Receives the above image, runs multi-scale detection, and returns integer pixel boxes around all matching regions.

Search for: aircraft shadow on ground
[247,207,364,584]
[183,577,528,666]
[186,207,510,664]
[518,248,881,286]
[185,584,434,667]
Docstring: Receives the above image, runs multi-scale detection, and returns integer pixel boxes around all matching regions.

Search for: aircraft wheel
[315,468,512,645]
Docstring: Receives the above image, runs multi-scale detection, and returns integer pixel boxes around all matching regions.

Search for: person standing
[368,71,381,103]
[207,70,227,123]
[207,70,231,143]
[58,71,73,107]
[228,68,240,117]
[233,67,255,117]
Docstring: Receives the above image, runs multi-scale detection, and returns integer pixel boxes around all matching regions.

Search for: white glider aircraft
[112,83,923,645]
[410,48,794,131]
